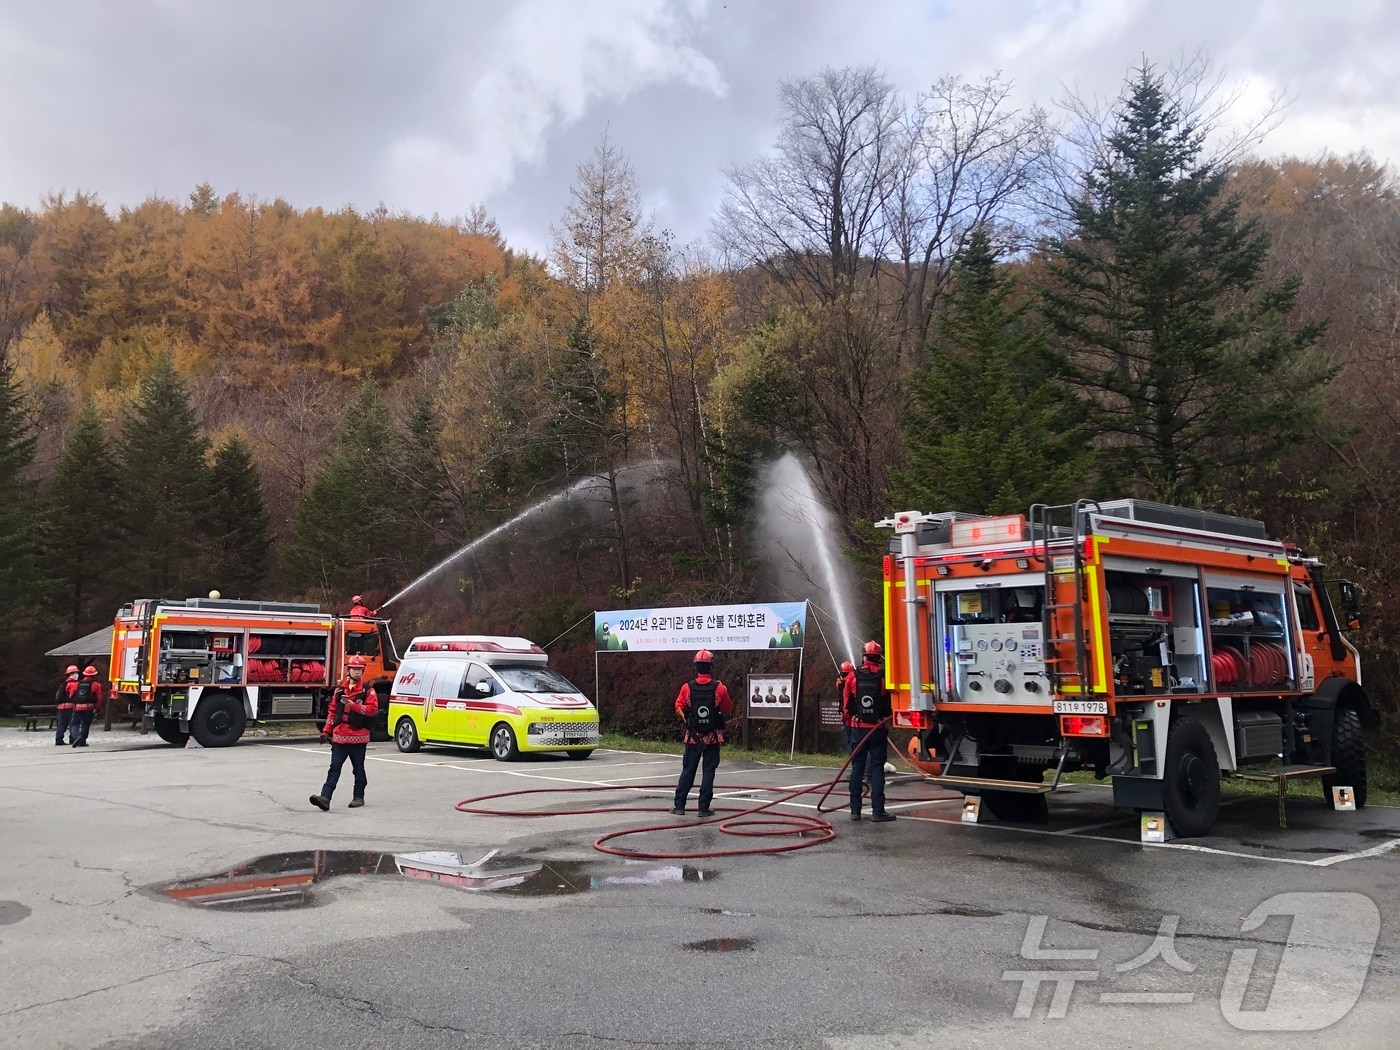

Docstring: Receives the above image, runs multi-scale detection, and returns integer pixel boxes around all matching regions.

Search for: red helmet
[347,655,368,669]
[839,660,854,674]
[863,641,883,657]
[693,648,714,664]
[82,665,98,677]
[66,664,79,675]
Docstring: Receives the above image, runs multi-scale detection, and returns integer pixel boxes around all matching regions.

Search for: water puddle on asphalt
[153,849,719,911]
[684,937,756,953]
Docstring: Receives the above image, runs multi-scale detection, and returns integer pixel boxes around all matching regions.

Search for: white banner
[594,601,808,653]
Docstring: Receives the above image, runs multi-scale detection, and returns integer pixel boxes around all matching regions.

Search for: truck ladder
[1030,502,1099,699]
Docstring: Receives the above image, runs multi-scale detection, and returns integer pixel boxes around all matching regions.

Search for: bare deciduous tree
[718,66,904,304]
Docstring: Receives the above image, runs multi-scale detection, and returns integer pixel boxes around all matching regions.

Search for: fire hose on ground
[453,722,955,860]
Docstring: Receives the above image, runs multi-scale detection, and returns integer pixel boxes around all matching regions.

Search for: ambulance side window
[462,663,495,698]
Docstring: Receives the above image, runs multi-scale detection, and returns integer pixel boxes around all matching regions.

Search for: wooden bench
[20,705,57,732]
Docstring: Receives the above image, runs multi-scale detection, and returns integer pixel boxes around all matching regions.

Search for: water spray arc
[757,453,861,662]
[380,475,602,610]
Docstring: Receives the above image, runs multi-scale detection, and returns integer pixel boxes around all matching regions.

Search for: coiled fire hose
[454,721,953,860]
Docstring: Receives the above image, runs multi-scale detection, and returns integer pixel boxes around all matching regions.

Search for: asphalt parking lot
[1,727,1397,1049]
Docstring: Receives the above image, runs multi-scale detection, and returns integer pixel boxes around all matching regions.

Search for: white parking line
[281,745,1400,865]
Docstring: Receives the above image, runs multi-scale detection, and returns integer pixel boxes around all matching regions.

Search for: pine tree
[1043,65,1333,505]
[395,391,454,568]
[206,435,272,597]
[119,353,212,596]
[893,229,1094,515]
[284,383,399,597]
[0,357,42,640]
[42,406,124,634]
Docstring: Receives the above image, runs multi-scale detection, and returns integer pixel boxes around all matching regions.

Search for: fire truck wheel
[1321,707,1368,809]
[370,688,392,742]
[190,692,247,748]
[980,791,1049,823]
[490,723,520,762]
[152,714,189,747]
[1162,716,1220,837]
[394,716,422,753]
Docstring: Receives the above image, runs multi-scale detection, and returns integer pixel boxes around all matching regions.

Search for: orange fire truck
[109,596,398,747]
[877,500,1374,836]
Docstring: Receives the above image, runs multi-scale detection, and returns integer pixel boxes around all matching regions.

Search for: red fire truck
[877,500,1374,836]
[110,596,398,747]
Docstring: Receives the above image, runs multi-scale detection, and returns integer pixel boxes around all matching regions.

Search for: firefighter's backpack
[686,679,723,734]
[853,667,889,723]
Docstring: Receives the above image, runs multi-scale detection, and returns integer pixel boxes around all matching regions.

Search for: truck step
[927,774,1056,795]
[1227,764,1335,783]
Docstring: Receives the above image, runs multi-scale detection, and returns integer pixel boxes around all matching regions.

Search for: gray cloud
[2,0,1398,257]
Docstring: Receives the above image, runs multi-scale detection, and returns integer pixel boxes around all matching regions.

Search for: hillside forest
[2,62,1399,762]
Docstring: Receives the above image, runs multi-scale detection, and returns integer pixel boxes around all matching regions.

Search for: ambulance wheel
[565,749,594,761]
[394,717,421,753]
[1321,706,1368,809]
[490,723,519,762]
[190,692,246,748]
[1162,716,1220,837]
[152,714,189,747]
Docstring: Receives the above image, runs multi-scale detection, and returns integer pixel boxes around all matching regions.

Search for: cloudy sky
[2,0,1396,256]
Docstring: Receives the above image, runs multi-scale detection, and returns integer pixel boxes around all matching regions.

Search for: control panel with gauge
[950,622,1048,703]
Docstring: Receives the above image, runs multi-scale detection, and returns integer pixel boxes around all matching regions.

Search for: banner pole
[790,600,808,759]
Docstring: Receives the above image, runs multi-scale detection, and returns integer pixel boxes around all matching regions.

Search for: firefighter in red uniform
[836,660,856,753]
[844,641,895,821]
[309,655,378,810]
[671,649,733,818]
[348,595,374,618]
[70,666,104,747]
[55,665,79,745]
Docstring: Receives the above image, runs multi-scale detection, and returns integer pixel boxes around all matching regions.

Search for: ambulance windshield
[493,664,581,694]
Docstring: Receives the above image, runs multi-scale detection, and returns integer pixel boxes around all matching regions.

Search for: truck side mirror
[475,681,493,696]
[1339,581,1362,630]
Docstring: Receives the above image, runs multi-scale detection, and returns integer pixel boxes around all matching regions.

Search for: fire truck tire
[980,791,1049,823]
[976,759,1049,822]
[490,722,520,762]
[190,692,247,748]
[1162,716,1220,837]
[1321,706,1368,809]
[370,687,391,742]
[152,714,189,747]
[394,716,422,753]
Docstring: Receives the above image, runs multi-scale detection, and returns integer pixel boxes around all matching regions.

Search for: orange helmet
[351,595,363,603]
[82,665,98,677]
[839,660,854,674]
[693,648,714,664]
[66,664,79,675]
[862,641,883,658]
[347,655,368,669]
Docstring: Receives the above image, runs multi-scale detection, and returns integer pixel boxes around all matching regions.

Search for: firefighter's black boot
[309,795,330,811]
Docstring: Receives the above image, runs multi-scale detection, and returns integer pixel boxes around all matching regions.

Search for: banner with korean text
[594,602,808,653]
